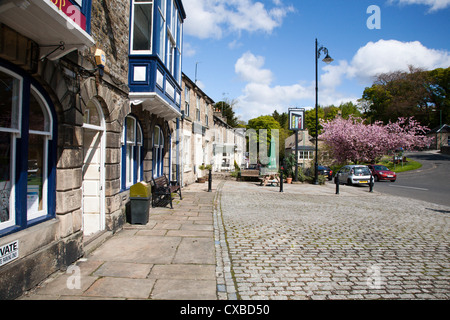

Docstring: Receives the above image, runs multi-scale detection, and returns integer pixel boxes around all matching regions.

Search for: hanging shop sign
[51,0,87,31]
[288,108,306,131]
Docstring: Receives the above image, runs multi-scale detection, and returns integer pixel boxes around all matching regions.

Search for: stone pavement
[17,179,450,300]
[19,181,222,300]
[219,181,450,300]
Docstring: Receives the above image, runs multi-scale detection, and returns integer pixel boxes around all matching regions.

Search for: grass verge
[377,157,422,173]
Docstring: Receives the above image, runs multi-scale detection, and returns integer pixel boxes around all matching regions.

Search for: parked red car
[368,165,397,182]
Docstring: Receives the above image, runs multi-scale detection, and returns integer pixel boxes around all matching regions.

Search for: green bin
[129,182,151,225]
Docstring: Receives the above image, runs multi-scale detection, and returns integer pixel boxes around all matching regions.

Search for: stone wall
[0,0,132,299]
[88,0,130,83]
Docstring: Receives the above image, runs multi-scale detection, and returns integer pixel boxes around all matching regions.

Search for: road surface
[372,151,450,207]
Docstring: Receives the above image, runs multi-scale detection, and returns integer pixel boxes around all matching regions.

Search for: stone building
[179,73,246,184]
[179,73,214,186]
[212,109,246,172]
[0,0,186,299]
[427,124,450,150]
[285,130,317,169]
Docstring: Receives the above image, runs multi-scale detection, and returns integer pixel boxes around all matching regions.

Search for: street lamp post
[314,38,333,185]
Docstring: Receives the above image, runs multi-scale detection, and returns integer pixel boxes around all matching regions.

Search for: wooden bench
[151,174,182,209]
[238,169,260,181]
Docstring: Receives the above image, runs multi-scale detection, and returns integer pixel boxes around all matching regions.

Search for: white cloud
[234,52,315,120]
[322,39,450,85]
[388,0,450,12]
[235,52,274,85]
[183,42,196,57]
[228,39,243,50]
[183,0,294,39]
[234,40,450,121]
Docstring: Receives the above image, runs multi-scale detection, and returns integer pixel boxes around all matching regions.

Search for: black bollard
[369,173,374,193]
[335,173,340,195]
[280,169,284,193]
[208,169,212,192]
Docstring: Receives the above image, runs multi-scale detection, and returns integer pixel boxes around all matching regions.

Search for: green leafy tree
[362,66,450,128]
[428,67,450,127]
[246,116,281,165]
[340,101,362,119]
[214,100,239,127]
[272,110,290,130]
[305,107,325,137]
[247,115,281,144]
[271,111,292,160]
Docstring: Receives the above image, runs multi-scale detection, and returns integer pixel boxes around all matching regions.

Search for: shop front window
[0,132,11,225]
[0,65,55,234]
[0,69,19,228]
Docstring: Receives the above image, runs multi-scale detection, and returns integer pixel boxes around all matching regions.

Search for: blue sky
[181,0,450,122]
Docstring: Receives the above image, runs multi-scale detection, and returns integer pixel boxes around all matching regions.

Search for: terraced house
[180,73,215,186]
[0,0,186,299]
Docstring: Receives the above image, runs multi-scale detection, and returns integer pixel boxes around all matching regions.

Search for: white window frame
[183,131,191,172]
[157,0,166,60]
[123,116,143,189]
[0,68,22,230]
[153,125,164,178]
[130,0,154,55]
[26,87,53,221]
[184,86,190,117]
[196,96,201,122]
[167,35,176,75]
[0,135,16,231]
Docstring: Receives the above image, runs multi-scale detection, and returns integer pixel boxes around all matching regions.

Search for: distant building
[285,130,318,168]
[212,108,246,172]
[427,124,450,149]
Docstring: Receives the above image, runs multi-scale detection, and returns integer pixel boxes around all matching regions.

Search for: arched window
[122,115,143,189]
[0,65,56,234]
[27,87,53,221]
[153,125,164,178]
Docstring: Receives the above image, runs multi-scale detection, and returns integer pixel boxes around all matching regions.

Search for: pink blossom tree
[319,117,433,164]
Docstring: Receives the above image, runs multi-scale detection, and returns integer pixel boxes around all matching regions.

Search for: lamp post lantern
[314,38,333,185]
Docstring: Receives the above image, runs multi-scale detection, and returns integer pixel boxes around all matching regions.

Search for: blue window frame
[0,61,57,237]
[121,115,143,190]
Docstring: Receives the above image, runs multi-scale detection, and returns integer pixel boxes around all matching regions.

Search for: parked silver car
[334,165,372,186]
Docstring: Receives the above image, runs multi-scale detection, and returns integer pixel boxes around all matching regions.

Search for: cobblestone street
[216,181,450,300]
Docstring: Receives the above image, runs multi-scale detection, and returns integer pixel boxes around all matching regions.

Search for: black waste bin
[130,182,151,225]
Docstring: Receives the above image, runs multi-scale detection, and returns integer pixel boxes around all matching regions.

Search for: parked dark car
[318,166,333,181]
[368,164,397,182]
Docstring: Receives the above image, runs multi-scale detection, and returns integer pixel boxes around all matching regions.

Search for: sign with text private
[0,240,19,267]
